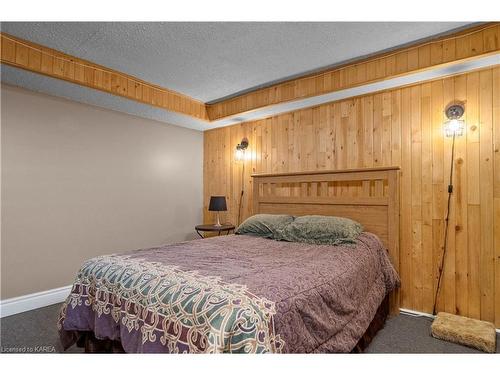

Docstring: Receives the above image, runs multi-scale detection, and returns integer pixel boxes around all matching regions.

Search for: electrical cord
[432,133,456,315]
[237,159,245,226]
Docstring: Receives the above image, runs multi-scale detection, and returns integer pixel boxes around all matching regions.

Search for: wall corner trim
[0,285,71,318]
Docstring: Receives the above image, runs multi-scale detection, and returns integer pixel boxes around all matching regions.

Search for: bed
[58,167,400,353]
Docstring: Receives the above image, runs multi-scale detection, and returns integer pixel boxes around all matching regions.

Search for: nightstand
[195,224,235,238]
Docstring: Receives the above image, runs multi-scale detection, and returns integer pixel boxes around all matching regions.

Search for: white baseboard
[400,308,500,333]
[400,308,436,319]
[0,285,72,318]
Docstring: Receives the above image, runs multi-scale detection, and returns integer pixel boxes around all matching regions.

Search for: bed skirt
[68,295,389,354]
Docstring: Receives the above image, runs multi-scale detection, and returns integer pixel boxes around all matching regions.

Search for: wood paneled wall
[203,67,500,327]
[0,33,208,120]
[207,23,500,120]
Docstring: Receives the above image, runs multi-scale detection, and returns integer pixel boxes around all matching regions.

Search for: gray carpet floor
[0,304,498,353]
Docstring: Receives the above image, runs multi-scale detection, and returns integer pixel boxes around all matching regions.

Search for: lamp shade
[443,118,465,137]
[208,196,227,212]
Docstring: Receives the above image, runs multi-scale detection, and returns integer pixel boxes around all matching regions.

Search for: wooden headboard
[252,166,400,313]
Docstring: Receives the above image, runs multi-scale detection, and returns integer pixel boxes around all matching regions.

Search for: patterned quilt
[58,233,399,353]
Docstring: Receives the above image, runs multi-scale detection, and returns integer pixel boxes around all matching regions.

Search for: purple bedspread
[58,233,399,353]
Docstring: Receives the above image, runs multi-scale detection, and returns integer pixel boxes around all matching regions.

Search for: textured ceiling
[1,22,472,102]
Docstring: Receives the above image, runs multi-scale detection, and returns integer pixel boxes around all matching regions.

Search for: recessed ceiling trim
[0,23,500,128]
[206,23,485,104]
[2,53,499,131]
[208,53,500,129]
[1,24,499,131]
[207,22,500,120]
[1,22,475,103]
[2,23,499,125]
[0,65,211,131]
[0,32,209,121]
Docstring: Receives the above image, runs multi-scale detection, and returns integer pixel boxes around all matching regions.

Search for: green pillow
[236,214,295,238]
[276,215,363,245]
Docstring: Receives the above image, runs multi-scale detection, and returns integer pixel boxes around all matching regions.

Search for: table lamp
[208,196,227,227]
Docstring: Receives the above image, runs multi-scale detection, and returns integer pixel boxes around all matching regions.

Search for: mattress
[58,233,400,353]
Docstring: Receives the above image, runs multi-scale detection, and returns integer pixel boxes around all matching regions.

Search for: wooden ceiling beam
[2,23,499,125]
[0,32,209,121]
[206,22,500,121]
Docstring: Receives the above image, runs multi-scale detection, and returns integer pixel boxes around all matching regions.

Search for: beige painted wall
[1,84,203,299]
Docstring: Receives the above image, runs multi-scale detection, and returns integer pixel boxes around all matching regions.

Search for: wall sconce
[235,137,249,161]
[433,102,465,316]
[443,103,465,138]
[234,137,249,226]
